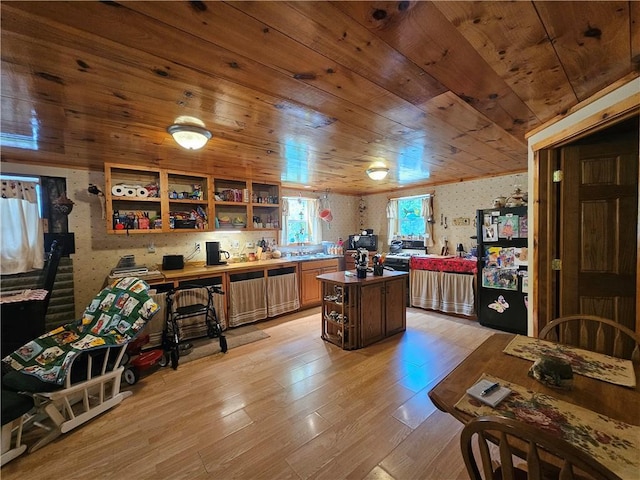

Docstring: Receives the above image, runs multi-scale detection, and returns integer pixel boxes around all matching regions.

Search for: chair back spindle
[539,315,640,363]
[461,416,620,480]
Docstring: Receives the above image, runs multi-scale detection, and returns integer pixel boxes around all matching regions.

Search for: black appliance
[206,241,229,266]
[163,255,184,270]
[476,206,528,334]
[348,234,378,251]
[383,240,424,306]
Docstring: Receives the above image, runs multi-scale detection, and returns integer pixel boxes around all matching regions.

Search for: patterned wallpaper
[2,162,526,315]
[364,173,528,253]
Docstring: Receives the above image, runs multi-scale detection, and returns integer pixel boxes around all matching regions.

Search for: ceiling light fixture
[167,124,212,150]
[366,164,389,181]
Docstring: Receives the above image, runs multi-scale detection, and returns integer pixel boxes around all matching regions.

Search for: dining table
[428,333,640,479]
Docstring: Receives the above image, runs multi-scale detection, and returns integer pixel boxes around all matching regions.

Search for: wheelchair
[161,284,227,369]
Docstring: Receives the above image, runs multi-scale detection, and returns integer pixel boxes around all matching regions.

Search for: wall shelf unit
[105,163,163,234]
[104,164,280,234]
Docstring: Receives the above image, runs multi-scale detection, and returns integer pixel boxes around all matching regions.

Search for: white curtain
[422,196,434,247]
[308,198,321,244]
[1,180,44,274]
[281,198,290,245]
[386,199,398,244]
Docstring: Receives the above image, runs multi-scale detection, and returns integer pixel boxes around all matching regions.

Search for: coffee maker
[206,241,230,265]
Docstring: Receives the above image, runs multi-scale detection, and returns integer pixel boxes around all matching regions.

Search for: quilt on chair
[2,277,159,386]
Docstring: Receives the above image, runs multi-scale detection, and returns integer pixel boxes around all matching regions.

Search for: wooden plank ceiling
[1,1,638,195]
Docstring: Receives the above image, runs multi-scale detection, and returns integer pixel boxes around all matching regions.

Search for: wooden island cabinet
[317,270,408,350]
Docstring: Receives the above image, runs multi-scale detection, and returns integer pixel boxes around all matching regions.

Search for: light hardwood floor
[2,307,495,479]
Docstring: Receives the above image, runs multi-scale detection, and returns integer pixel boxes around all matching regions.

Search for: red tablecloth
[410,256,477,274]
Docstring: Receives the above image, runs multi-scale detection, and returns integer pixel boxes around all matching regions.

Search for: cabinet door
[385,278,406,336]
[300,268,322,307]
[360,284,385,347]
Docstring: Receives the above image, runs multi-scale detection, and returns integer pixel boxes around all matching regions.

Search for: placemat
[503,335,636,387]
[455,374,640,480]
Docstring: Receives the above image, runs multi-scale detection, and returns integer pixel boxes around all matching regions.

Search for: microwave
[348,234,378,251]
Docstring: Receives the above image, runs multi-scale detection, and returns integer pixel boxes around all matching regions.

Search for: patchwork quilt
[2,277,159,386]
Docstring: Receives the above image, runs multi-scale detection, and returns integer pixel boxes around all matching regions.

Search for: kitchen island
[317,270,408,350]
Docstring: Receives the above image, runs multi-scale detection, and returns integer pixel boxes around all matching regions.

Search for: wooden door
[300,268,321,307]
[559,128,638,333]
[360,284,385,347]
[385,278,406,336]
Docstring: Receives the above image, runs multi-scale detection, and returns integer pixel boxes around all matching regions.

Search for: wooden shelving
[321,282,358,350]
[104,164,280,234]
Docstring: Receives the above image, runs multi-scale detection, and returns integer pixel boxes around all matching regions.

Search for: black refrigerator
[476,206,528,334]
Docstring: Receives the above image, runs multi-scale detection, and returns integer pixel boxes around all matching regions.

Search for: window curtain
[386,199,398,243]
[308,198,321,244]
[281,198,290,246]
[1,180,44,274]
[422,196,434,247]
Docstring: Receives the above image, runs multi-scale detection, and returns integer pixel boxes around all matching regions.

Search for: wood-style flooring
[2,307,495,479]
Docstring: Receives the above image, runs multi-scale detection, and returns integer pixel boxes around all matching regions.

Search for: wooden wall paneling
[124,1,439,128]
[226,1,448,105]
[2,3,528,193]
[424,92,526,159]
[2,2,636,196]
[434,1,577,118]
[335,1,538,138]
[533,1,632,101]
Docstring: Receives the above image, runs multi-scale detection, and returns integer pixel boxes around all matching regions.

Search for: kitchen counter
[118,254,342,285]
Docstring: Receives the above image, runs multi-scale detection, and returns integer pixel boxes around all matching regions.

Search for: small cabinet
[105,163,163,234]
[250,182,280,230]
[361,283,385,346]
[213,178,249,231]
[213,178,281,232]
[385,277,406,336]
[164,170,211,231]
[300,259,339,308]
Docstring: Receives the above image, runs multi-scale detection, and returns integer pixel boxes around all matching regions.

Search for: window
[0,175,45,274]
[282,196,321,246]
[387,194,433,246]
[397,197,426,237]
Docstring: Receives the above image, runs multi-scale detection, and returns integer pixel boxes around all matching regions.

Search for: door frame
[527,76,639,335]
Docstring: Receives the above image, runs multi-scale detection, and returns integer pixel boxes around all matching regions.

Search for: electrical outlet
[231,240,240,249]
[246,241,254,248]
[195,242,201,250]
[147,242,155,253]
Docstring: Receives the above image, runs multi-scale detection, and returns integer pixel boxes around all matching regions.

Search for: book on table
[466,379,511,407]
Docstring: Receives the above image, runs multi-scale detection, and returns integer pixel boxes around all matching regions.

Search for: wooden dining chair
[539,315,640,363]
[460,416,620,480]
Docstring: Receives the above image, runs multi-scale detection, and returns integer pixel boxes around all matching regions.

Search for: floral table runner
[503,335,636,387]
[455,374,640,480]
